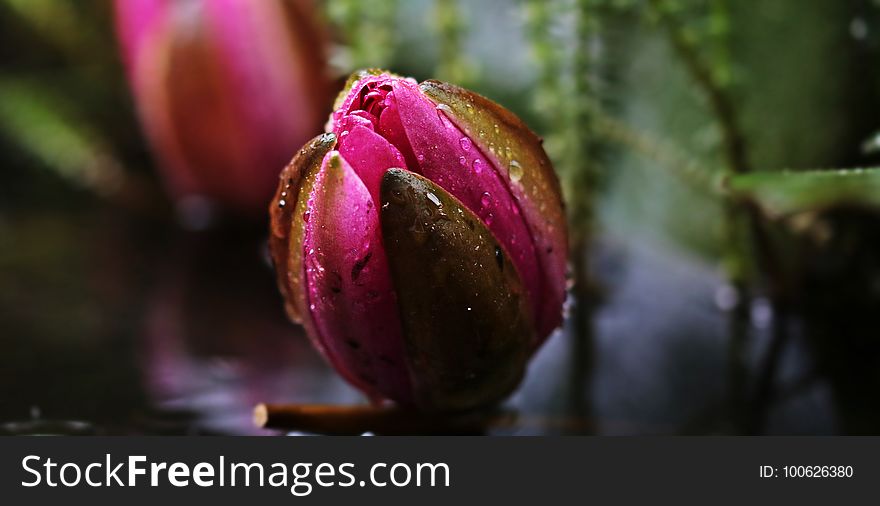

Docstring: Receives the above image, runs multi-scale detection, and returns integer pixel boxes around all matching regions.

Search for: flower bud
[115,0,332,214]
[270,71,568,411]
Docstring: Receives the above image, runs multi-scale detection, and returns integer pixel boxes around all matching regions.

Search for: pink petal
[390,79,544,334]
[337,125,406,205]
[114,0,167,79]
[301,152,412,404]
[116,0,330,214]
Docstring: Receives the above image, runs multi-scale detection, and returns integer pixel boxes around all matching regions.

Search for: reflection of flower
[142,230,358,434]
[269,70,568,412]
[115,0,332,214]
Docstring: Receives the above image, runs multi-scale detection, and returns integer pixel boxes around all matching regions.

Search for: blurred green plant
[0,0,153,211]
[730,168,880,219]
[0,79,124,197]
[326,0,398,70]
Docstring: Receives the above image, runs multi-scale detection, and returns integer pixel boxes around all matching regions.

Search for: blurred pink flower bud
[115,0,332,215]
[270,70,568,411]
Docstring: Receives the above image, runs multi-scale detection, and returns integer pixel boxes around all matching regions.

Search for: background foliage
[3,0,880,434]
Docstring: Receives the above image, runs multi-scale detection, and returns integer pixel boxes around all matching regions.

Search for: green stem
[648,0,795,433]
[570,0,603,429]
[647,0,749,175]
[524,0,603,430]
[647,0,757,432]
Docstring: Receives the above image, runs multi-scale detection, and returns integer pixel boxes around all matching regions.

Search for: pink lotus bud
[270,71,568,412]
[115,0,332,215]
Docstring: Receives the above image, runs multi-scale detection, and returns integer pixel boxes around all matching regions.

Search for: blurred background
[2,0,880,435]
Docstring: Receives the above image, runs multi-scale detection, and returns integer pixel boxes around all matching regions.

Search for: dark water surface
[0,189,867,435]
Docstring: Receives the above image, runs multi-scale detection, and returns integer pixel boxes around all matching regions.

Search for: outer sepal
[269,132,336,324]
[380,169,534,412]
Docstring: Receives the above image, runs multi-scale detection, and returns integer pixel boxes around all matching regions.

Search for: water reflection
[140,226,361,434]
[1,204,878,434]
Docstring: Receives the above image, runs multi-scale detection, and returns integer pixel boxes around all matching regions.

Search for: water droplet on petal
[472,159,483,174]
[417,154,425,162]
[509,160,524,182]
[302,210,310,222]
[480,191,492,209]
[426,192,441,207]
[459,137,472,152]
[459,155,467,166]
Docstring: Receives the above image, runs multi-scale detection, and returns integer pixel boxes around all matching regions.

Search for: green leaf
[0,78,124,195]
[728,168,880,217]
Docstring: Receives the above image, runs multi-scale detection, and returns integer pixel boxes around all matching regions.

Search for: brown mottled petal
[380,169,534,412]
[419,80,569,342]
[268,132,336,324]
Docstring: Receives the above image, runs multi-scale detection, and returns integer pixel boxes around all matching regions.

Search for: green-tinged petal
[268,132,336,324]
[380,168,534,412]
[418,79,568,340]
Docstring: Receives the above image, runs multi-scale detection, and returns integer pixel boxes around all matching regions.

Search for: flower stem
[525,0,606,428]
[647,0,791,433]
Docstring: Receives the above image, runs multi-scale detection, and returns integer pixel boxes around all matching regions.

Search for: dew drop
[459,137,472,152]
[472,159,483,174]
[459,155,467,166]
[278,199,286,209]
[485,213,494,225]
[480,191,492,209]
[302,210,310,222]
[417,154,425,162]
[495,246,504,270]
[426,192,442,207]
[509,160,524,182]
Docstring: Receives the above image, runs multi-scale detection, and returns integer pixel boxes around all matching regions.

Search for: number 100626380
[782,466,853,478]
